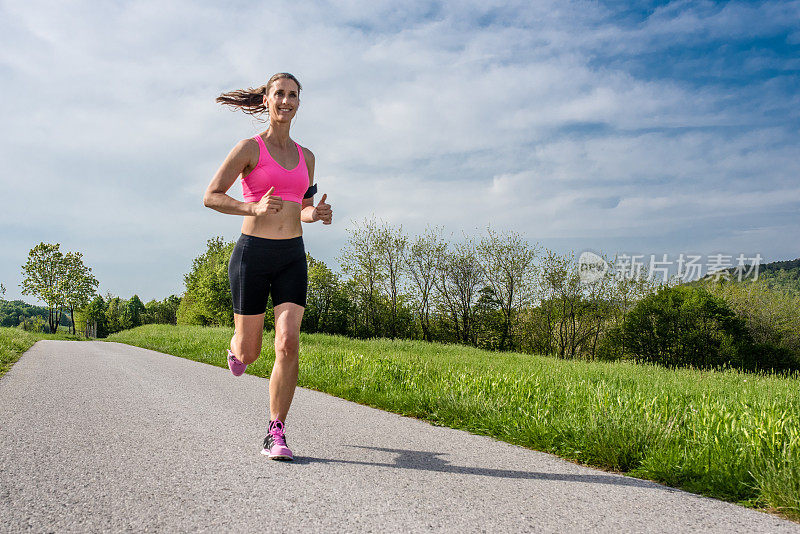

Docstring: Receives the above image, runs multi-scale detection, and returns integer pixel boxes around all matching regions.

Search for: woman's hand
[253,186,283,216]
[313,194,333,225]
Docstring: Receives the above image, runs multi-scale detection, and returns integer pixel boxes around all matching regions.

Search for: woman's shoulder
[233,136,261,158]
[240,135,262,148]
[298,144,315,164]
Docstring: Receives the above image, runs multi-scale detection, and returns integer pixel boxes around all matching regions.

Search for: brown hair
[215,72,302,118]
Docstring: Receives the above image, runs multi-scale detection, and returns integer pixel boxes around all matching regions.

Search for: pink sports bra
[241,135,310,204]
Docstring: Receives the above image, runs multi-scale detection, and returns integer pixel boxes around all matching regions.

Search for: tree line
[177,219,800,372]
[6,242,180,335]
[76,293,181,337]
[12,231,796,373]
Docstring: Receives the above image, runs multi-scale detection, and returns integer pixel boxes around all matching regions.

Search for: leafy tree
[405,226,446,342]
[143,295,181,325]
[178,237,235,327]
[474,286,504,350]
[550,253,597,360]
[20,242,66,333]
[517,304,558,356]
[304,254,340,333]
[578,251,618,360]
[325,283,354,336]
[61,251,99,334]
[529,250,616,359]
[340,218,384,336]
[105,296,126,334]
[82,295,108,337]
[20,315,48,332]
[433,238,483,345]
[0,283,5,298]
[534,250,566,356]
[476,228,539,351]
[374,222,407,339]
[176,292,205,326]
[122,294,146,329]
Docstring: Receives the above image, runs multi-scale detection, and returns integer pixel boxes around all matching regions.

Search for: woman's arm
[299,148,333,224]
[203,139,283,217]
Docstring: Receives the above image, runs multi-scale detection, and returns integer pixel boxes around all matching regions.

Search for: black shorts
[228,234,307,315]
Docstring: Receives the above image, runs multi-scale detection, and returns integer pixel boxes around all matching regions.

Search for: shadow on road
[292,446,674,490]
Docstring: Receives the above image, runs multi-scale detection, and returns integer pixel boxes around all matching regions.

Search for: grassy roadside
[0,327,88,378]
[107,324,800,521]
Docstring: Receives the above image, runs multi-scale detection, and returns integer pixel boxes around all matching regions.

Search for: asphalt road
[1,340,798,533]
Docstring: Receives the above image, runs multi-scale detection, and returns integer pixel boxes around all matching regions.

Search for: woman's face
[264,78,300,122]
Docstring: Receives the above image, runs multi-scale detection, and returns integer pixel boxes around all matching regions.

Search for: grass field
[103,324,800,521]
[0,327,87,378]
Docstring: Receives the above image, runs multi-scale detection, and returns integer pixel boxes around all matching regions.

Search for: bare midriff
[241,201,303,239]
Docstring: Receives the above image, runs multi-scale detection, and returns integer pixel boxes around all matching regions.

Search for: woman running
[203,72,332,461]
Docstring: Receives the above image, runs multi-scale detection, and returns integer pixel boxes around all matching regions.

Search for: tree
[178,237,235,327]
[60,251,99,335]
[105,296,125,334]
[304,254,340,333]
[20,242,66,333]
[581,264,616,360]
[0,283,5,298]
[83,295,108,337]
[599,254,660,360]
[531,249,566,356]
[340,217,384,337]
[122,294,146,329]
[473,286,505,350]
[476,228,539,351]
[533,250,598,359]
[143,295,181,325]
[433,237,483,345]
[406,226,446,342]
[374,222,407,339]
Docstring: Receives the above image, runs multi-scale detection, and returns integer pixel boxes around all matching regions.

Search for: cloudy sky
[1,0,798,303]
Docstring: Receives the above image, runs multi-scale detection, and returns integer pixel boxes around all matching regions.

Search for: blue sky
[1,0,798,303]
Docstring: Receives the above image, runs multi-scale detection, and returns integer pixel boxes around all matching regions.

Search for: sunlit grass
[106,324,799,520]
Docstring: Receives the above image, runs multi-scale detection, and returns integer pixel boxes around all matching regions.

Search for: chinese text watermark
[578,252,762,284]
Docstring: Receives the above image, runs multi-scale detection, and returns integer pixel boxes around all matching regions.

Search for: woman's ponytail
[216,73,302,119]
[215,84,269,117]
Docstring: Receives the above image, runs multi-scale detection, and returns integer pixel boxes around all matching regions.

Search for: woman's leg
[269,302,305,422]
[231,312,266,365]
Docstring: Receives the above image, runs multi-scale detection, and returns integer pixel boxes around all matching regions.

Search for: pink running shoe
[261,419,293,461]
[227,349,247,377]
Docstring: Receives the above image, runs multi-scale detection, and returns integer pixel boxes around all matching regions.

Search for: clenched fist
[313,193,333,225]
[254,186,283,216]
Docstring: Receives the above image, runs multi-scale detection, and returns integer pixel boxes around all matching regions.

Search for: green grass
[0,327,89,378]
[85,324,800,520]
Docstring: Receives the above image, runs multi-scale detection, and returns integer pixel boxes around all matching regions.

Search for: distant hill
[0,299,72,329]
[758,258,800,295]
[761,258,800,271]
[695,257,800,296]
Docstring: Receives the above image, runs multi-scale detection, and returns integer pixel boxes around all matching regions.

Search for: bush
[600,285,754,370]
